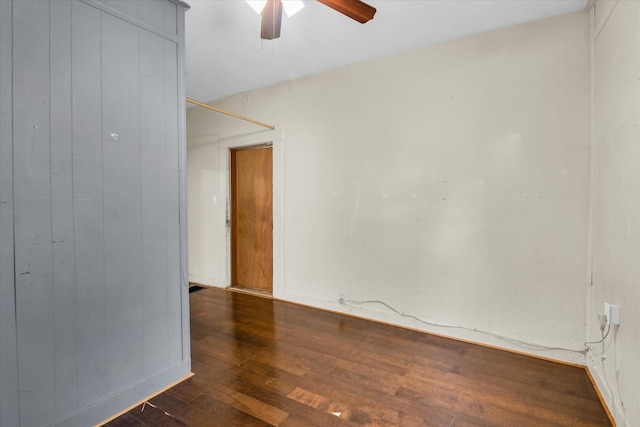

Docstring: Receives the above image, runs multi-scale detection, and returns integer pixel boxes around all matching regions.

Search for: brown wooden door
[230,146,273,293]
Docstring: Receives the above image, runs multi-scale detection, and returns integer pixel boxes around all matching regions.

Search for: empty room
[1,0,638,426]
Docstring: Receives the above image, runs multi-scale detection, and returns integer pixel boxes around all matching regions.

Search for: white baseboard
[52,363,191,427]
[586,353,626,426]
[188,275,221,287]
[274,291,586,366]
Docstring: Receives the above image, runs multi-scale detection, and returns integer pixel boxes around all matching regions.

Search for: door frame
[217,128,283,296]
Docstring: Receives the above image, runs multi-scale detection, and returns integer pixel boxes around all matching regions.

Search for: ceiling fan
[259,0,377,40]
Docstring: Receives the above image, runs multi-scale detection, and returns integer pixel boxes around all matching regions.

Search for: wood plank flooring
[104,286,612,427]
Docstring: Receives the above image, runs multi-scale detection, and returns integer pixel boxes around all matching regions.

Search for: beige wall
[589,1,639,425]
[187,11,590,364]
[187,141,222,284]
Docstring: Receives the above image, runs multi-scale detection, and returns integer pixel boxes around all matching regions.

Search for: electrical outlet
[339,293,346,305]
[604,303,621,325]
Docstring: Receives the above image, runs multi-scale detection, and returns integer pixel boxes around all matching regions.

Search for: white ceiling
[185,0,587,103]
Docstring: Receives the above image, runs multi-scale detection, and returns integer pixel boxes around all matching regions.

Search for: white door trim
[217,128,284,297]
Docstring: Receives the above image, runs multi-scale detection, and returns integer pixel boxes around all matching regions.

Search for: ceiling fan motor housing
[260,0,376,40]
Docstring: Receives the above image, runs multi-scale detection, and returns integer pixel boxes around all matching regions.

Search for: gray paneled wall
[1,1,190,426]
[1,0,20,425]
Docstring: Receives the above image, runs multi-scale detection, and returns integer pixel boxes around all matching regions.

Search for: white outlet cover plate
[605,303,620,325]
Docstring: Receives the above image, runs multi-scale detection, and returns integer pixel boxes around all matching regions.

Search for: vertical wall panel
[176,7,190,364]
[165,36,185,364]
[109,0,140,17]
[175,8,190,364]
[50,0,78,420]
[13,1,56,426]
[139,0,169,33]
[0,0,20,425]
[140,29,171,375]
[71,1,108,409]
[101,13,144,392]
[139,0,163,29]
[163,1,178,34]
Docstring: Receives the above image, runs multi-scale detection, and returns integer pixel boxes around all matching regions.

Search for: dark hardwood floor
[104,286,612,427]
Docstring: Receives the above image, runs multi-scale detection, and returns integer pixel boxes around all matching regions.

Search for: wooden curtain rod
[186,97,275,130]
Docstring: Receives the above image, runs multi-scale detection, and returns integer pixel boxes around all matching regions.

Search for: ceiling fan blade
[261,0,283,40]
[317,0,376,24]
